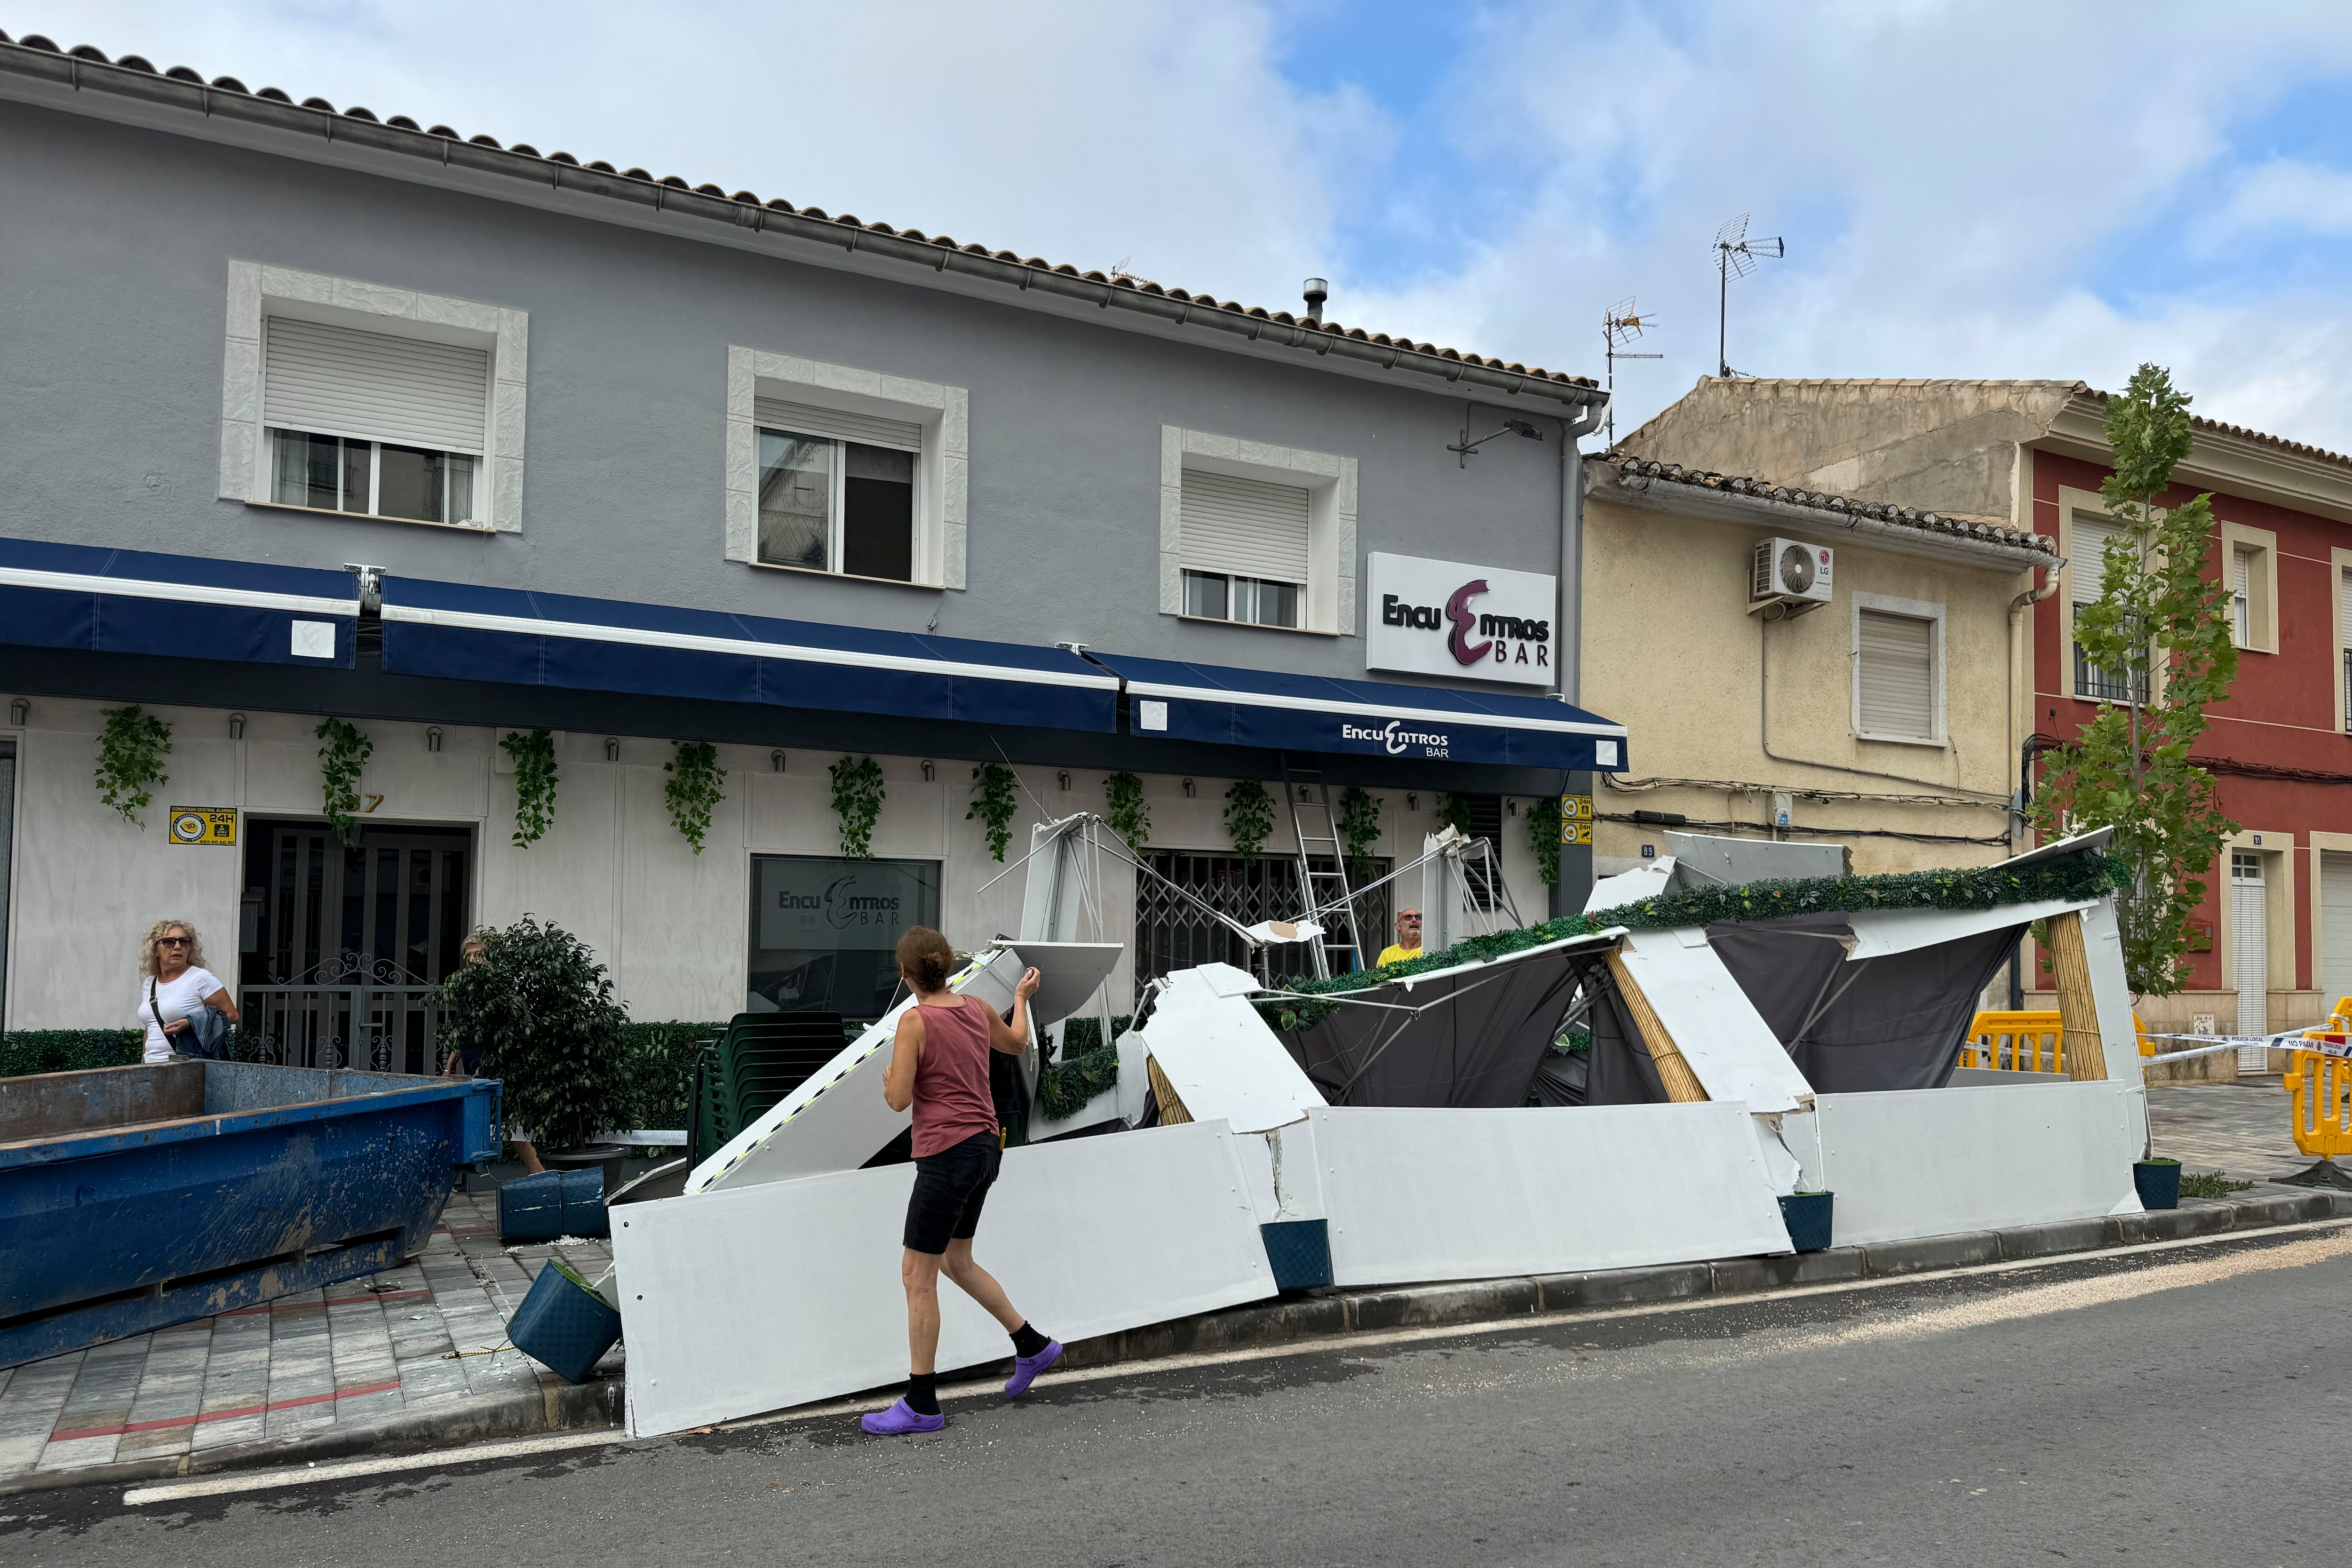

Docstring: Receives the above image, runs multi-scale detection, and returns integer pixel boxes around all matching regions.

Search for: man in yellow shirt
[1375,909,1422,969]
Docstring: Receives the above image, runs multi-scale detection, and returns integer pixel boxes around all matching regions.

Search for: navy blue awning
[0,536,358,668]
[380,578,1119,733]
[1087,652,1628,771]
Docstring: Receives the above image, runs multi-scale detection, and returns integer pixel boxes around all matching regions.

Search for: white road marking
[118,1215,2352,1504]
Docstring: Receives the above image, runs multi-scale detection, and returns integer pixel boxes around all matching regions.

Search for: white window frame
[1160,426,1356,636]
[1850,590,1947,748]
[2218,520,2278,655]
[726,347,968,590]
[218,260,526,532]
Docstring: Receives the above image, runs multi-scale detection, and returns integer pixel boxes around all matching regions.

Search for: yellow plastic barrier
[2284,1048,2352,1160]
[1963,1010,2153,1073]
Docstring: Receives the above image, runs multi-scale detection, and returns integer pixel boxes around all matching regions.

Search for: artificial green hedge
[1039,1015,1131,1121]
[0,1029,143,1077]
[1261,850,2130,1032]
[614,1021,726,1132]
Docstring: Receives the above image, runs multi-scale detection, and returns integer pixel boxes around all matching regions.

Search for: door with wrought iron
[238,822,472,1072]
[1134,850,1390,1003]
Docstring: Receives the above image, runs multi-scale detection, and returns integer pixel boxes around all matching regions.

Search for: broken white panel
[1809,1080,2143,1247]
[615,1119,1277,1437]
[1140,963,1327,1135]
[1312,1102,1791,1287]
[1231,1117,1326,1225]
[1585,860,1674,914]
[1769,1106,1825,1192]
[2074,898,2144,1083]
[1747,1113,1804,1195]
[1663,831,1847,886]
[1842,897,2093,961]
[1615,928,1817,1114]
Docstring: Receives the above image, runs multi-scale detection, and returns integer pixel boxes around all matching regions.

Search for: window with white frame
[754,399,921,581]
[2232,545,2255,649]
[2069,512,2145,703]
[1179,470,1311,629]
[1160,427,1357,635]
[220,263,524,532]
[1855,605,1938,742]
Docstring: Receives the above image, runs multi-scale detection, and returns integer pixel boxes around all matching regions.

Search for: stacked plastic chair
[689,1012,850,1166]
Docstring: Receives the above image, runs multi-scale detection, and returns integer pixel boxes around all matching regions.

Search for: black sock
[905,1372,939,1416]
[1010,1321,1050,1358]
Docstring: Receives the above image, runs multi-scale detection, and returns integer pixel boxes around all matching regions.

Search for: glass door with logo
[748,854,941,1025]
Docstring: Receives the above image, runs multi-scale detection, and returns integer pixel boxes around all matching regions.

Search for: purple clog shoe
[1004,1340,1063,1399]
[860,1398,945,1435]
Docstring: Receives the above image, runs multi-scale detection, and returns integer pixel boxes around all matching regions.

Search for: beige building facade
[1580,451,2056,879]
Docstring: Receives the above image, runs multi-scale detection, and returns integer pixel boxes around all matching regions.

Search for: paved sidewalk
[2146,1079,2315,1183]
[0,1184,621,1492]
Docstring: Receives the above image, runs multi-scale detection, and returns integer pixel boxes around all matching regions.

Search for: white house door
[2231,850,2268,1067]
[2322,851,2352,1012]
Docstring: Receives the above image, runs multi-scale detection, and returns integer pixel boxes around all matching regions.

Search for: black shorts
[903,1129,1001,1254]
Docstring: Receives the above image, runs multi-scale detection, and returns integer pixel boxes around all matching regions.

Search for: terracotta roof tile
[0,29,1601,404]
[1601,453,2058,558]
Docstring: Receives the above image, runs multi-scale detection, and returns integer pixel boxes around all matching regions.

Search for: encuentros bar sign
[1365,552,1557,687]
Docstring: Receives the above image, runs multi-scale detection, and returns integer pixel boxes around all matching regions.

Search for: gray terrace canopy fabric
[1276,944,1589,1108]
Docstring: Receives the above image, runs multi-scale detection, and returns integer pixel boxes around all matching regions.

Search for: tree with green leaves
[2030,364,2238,995]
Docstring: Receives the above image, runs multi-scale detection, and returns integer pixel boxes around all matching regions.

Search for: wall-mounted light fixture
[771,749,787,773]
[1446,416,1543,468]
[8,699,28,727]
[1056,771,1072,792]
[228,712,247,740]
[1507,799,1518,817]
[921,759,936,782]
[426,726,443,754]
[1406,793,1419,812]
[1182,778,1197,798]
[605,737,621,763]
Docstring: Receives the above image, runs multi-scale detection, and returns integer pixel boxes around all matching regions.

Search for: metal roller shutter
[2071,517,2121,604]
[1179,470,1311,584]
[2321,851,2352,1004]
[753,398,922,454]
[1857,609,1935,739]
[262,317,490,455]
[2232,851,2268,1051]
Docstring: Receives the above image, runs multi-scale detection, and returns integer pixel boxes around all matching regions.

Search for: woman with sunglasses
[135,920,239,1063]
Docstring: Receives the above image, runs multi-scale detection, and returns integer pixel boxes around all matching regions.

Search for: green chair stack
[688,1012,850,1167]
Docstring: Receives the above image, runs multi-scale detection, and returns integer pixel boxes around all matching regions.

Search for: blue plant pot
[1260,1219,1333,1290]
[509,1259,621,1384]
[499,1168,610,1242]
[2134,1160,2181,1210]
[1778,1191,1834,1253]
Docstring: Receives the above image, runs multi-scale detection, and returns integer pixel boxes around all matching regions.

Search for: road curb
[14,1187,2347,1498]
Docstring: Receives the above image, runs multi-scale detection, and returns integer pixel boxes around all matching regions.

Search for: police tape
[2141,1031,2350,1065]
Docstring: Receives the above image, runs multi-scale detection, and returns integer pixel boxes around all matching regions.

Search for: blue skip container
[499,1168,610,1242]
[509,1258,622,1384]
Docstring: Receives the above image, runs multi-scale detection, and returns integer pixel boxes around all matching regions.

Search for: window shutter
[2341,568,2352,637]
[2070,517,2120,605]
[754,398,922,454]
[1178,470,1311,584]
[263,317,490,455]
[1858,609,1935,739]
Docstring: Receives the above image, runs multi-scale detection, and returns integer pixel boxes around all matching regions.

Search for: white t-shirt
[138,967,225,1063]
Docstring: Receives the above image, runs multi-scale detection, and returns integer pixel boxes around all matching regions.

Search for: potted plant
[439,916,632,1194]
[2134,1154,2182,1210]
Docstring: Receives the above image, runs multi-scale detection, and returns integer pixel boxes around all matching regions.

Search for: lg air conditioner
[1749,537,1834,614]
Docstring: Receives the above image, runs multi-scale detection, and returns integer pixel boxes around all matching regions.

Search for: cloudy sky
[25,0,2352,448]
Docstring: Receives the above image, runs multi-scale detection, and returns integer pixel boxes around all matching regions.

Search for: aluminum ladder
[1281,760,1363,978]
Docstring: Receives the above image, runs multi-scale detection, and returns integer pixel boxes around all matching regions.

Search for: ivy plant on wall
[94,705,172,827]
[1224,779,1275,865]
[1336,787,1382,883]
[968,763,1019,862]
[1433,791,1476,838]
[1529,796,1563,886]
[1104,772,1149,850]
[832,755,886,859]
[315,717,374,847]
[665,741,726,854]
[501,728,558,848]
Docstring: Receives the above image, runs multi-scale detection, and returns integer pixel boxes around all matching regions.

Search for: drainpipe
[2006,564,2064,1008]
[1554,395,1609,919]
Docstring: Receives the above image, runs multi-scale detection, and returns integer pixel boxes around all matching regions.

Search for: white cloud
[2203,159,2352,244]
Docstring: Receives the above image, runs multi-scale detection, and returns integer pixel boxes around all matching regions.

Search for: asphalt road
[8,1224,2350,1567]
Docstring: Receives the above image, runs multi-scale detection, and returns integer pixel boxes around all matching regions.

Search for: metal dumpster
[0,1059,501,1369]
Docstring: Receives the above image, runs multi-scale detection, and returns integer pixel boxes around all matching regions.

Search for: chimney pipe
[1302,277,1328,325]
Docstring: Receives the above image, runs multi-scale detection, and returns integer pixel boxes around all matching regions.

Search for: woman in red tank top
[861,927,1065,1437]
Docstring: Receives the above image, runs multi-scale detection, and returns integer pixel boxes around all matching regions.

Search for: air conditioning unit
[1749,537,1834,613]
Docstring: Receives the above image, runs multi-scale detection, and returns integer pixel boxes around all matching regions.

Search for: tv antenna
[1602,297,1662,446]
[1712,215,1782,378]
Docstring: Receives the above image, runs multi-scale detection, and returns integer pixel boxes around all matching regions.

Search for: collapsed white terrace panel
[1312,1103,1791,1287]
[1141,963,1327,1135]
[617,1119,1276,1436]
[1615,928,1816,1114]
[689,941,1122,1193]
[1809,1080,2143,1247]
[1842,897,2092,961]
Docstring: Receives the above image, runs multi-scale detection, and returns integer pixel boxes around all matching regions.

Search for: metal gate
[1135,850,1391,1002]
[238,825,471,1072]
